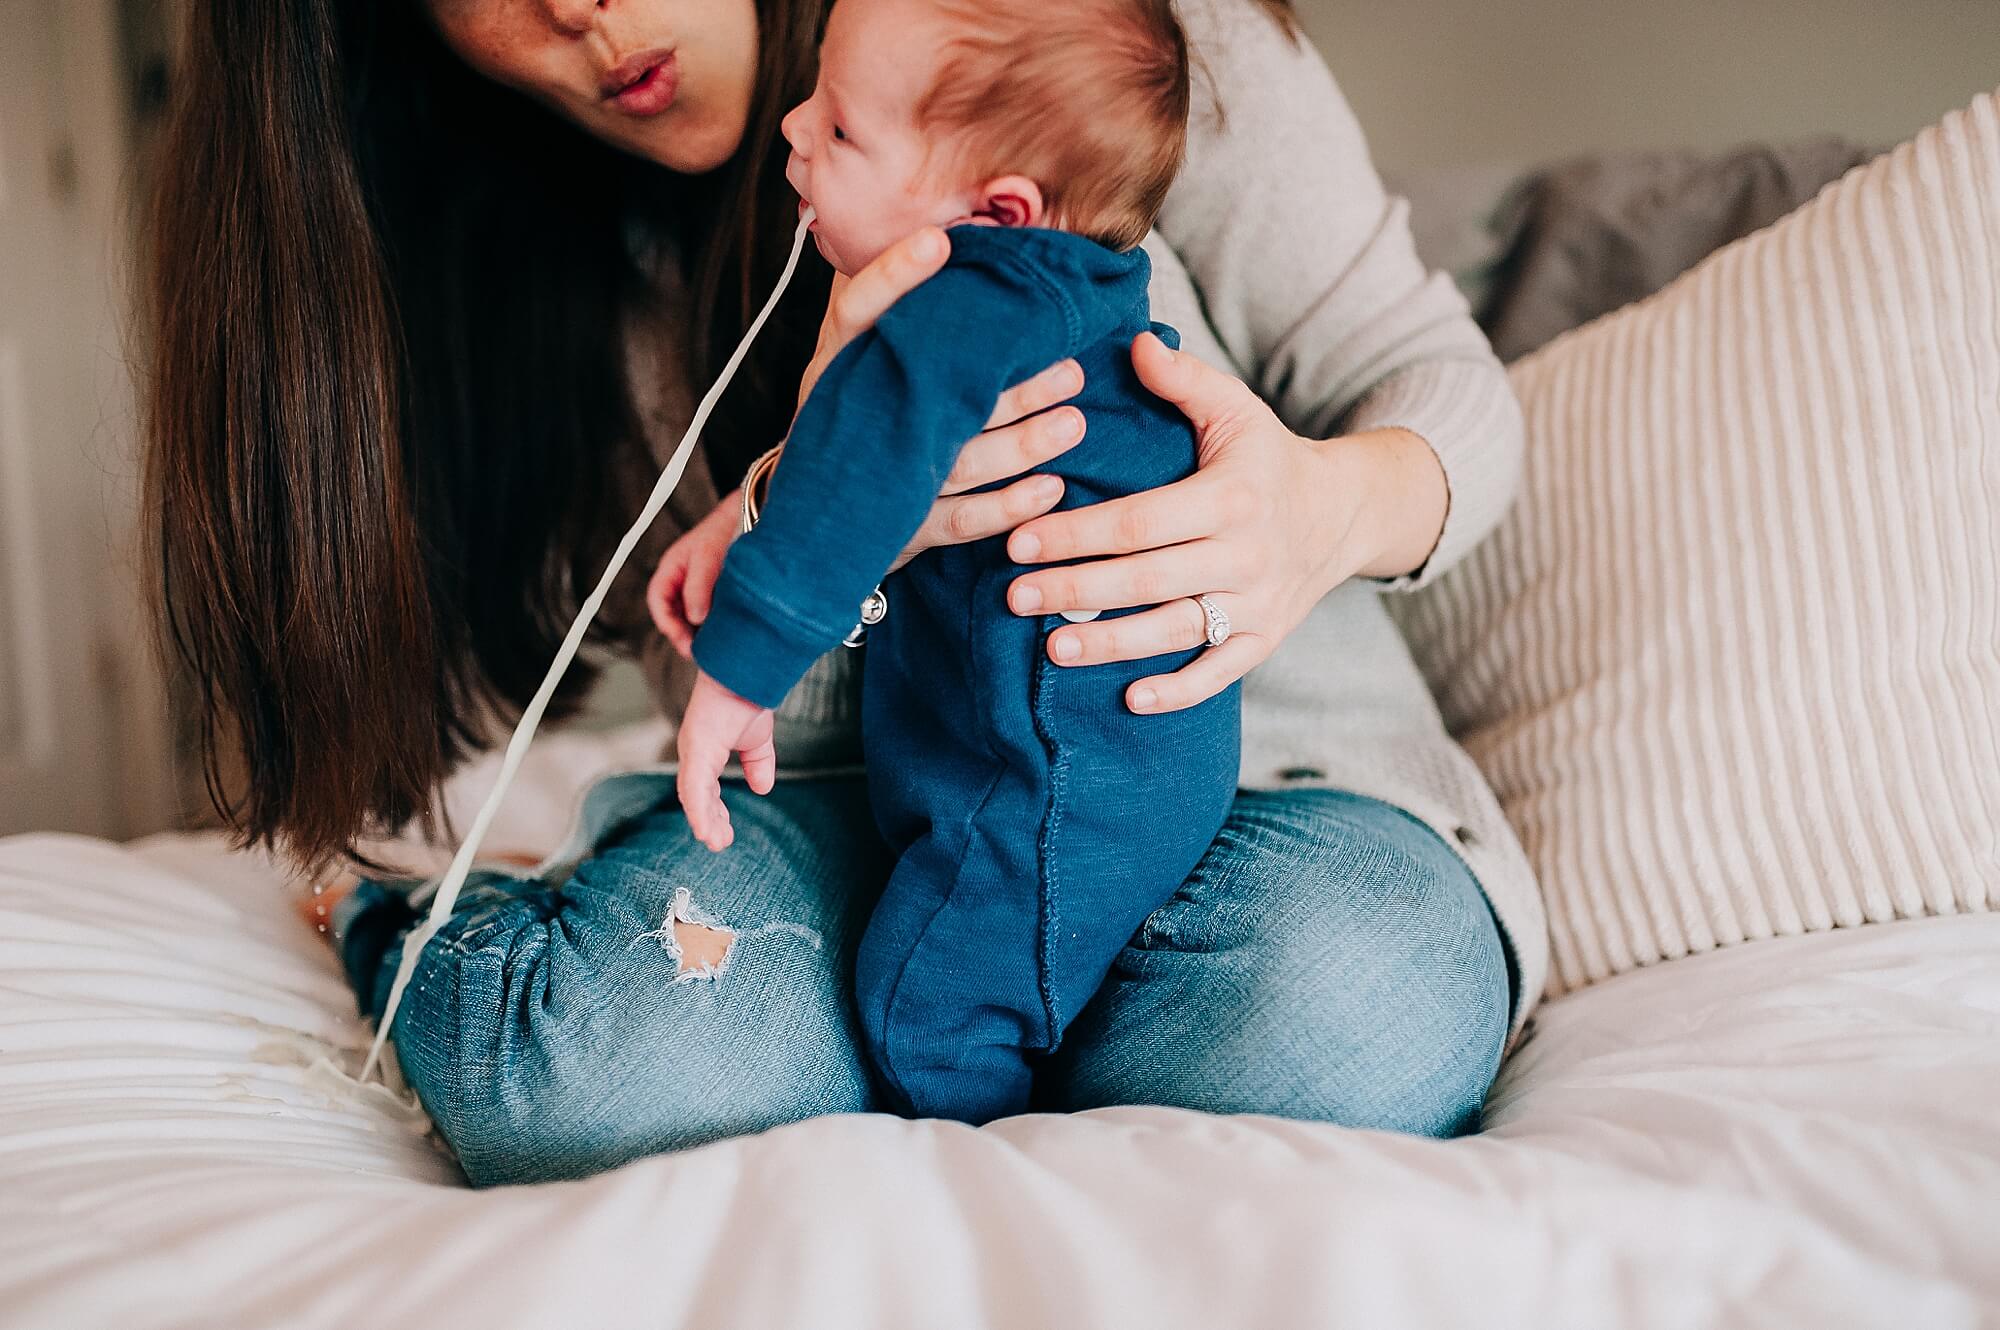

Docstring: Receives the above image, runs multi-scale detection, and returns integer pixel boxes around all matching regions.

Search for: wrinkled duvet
[3,814,1997,1328]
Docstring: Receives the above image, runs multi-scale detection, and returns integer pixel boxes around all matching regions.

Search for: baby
[657,0,1240,1123]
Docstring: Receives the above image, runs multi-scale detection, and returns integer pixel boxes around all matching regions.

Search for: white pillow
[1397,90,2000,997]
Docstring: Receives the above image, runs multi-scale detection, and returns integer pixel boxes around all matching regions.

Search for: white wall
[1294,0,2000,170]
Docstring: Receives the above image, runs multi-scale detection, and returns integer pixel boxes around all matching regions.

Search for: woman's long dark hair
[145,0,828,869]
[143,0,1295,871]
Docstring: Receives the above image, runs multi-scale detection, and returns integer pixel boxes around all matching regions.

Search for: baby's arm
[653,495,770,849]
[689,240,1074,712]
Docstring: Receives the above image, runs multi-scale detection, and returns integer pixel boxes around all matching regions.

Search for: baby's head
[781,0,1190,275]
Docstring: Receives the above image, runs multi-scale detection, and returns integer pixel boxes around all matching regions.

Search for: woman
[145,0,1546,1186]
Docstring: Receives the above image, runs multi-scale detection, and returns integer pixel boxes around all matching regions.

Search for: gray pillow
[1477,138,1875,361]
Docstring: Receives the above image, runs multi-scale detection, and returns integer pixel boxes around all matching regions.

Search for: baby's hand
[675,671,777,852]
[648,492,742,658]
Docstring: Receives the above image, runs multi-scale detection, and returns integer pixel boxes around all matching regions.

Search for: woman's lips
[603,51,678,117]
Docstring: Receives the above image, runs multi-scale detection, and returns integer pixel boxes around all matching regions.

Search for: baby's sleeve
[692,244,1075,710]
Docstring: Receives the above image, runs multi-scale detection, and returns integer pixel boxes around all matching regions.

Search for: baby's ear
[974,176,1046,229]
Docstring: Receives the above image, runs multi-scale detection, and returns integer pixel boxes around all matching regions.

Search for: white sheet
[3,823,1997,1329]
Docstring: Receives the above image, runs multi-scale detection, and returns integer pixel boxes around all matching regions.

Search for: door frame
[0,0,179,839]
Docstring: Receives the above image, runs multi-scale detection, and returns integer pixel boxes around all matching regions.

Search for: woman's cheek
[426,3,544,92]
[687,0,762,164]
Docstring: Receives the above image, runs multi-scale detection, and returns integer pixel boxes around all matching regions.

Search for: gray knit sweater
[623,0,1548,1032]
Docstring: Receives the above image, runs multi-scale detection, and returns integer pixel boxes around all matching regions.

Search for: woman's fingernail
[1052,634,1081,662]
[1132,687,1158,711]
[917,230,947,261]
[1013,532,1042,561]
[1034,474,1063,500]
[1014,584,1043,612]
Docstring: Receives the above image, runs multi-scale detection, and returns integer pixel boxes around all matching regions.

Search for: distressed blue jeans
[338,772,1511,1187]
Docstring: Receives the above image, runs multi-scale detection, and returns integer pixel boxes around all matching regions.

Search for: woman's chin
[605,111,739,177]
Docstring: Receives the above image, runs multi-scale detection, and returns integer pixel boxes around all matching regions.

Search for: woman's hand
[1002,332,1449,715]
[647,492,742,658]
[797,226,1091,574]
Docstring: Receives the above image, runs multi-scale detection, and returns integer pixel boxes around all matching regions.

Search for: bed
[3,811,1996,1328]
[4,91,1997,1330]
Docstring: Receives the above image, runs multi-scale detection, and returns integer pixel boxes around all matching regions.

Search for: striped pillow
[1397,90,2000,998]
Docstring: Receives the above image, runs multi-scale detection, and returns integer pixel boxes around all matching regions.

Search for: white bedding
[3,816,1997,1328]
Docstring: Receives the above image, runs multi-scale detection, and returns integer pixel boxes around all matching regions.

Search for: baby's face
[780,0,979,275]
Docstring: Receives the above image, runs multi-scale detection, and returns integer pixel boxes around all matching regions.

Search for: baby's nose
[780,103,812,156]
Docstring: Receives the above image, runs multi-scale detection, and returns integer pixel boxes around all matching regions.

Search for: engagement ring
[1196,594,1231,647]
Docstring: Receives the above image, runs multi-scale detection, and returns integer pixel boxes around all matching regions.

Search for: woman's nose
[542,0,606,37]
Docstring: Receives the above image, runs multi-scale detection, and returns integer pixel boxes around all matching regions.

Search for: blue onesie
[692,225,1242,1123]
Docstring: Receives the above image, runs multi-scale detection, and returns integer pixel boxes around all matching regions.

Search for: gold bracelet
[738,444,784,534]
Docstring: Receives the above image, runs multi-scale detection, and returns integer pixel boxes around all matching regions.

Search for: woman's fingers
[826,228,950,346]
[982,359,1084,432]
[1127,632,1265,714]
[647,556,683,633]
[1130,331,1262,444]
[648,558,695,657]
[683,533,727,628]
[799,228,952,408]
[1007,469,1247,564]
[1007,539,1245,617]
[894,473,1068,572]
[1043,595,1213,667]
[940,404,1086,497]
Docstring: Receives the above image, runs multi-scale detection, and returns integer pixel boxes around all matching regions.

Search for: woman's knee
[1051,791,1512,1137]
[378,783,889,1185]
[394,913,878,1185]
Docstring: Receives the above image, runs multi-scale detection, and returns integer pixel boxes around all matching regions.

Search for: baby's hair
[915,0,1191,251]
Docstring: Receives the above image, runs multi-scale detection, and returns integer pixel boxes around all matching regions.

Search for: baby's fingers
[740,734,777,795]
[675,735,735,851]
[705,801,735,852]
[676,767,734,852]
[736,707,778,795]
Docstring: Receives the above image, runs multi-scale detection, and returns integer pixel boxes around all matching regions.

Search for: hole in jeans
[635,887,738,982]
[673,920,735,975]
